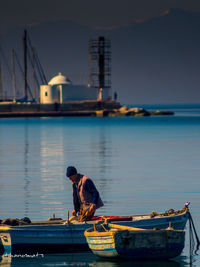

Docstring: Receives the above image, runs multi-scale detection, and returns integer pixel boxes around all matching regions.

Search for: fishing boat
[0,204,189,254]
[84,222,185,260]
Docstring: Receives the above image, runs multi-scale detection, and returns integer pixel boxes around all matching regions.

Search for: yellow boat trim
[108,223,146,231]
[84,223,147,237]
[0,226,12,230]
[84,231,115,237]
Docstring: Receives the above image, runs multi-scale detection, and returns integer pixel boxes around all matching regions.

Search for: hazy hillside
[1,8,200,104]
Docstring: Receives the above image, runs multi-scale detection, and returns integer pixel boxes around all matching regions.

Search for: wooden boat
[0,204,189,254]
[84,222,185,260]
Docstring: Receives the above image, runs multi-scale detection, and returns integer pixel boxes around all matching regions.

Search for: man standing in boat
[66,166,104,221]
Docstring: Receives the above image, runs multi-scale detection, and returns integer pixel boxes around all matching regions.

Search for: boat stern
[84,226,118,257]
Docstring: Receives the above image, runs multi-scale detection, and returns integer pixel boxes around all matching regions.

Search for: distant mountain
[1,8,200,104]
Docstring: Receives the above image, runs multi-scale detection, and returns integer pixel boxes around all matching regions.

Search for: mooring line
[189,216,195,265]
[188,212,200,251]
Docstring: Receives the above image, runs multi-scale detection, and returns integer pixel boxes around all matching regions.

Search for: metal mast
[89,36,111,100]
[23,29,28,101]
[11,49,17,102]
[0,59,3,100]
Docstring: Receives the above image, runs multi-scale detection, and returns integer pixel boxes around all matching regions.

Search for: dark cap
[66,166,77,177]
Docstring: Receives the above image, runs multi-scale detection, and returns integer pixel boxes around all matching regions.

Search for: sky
[1,0,200,104]
[1,0,200,33]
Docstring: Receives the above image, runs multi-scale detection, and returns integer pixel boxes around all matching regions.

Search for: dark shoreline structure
[0,32,174,118]
[0,100,174,118]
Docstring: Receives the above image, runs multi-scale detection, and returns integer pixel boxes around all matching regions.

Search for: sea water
[0,104,200,266]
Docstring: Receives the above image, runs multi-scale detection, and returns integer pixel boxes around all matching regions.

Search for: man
[66,166,104,221]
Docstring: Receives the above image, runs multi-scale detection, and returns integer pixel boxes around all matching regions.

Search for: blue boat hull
[0,208,188,254]
[85,224,185,260]
[114,228,185,260]
[116,243,184,260]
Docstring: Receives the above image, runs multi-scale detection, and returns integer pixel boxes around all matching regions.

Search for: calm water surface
[0,105,200,266]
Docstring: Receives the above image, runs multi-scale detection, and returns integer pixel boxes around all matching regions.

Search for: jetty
[0,31,174,118]
[0,101,174,118]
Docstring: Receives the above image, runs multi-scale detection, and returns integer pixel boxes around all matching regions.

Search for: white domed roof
[48,72,72,85]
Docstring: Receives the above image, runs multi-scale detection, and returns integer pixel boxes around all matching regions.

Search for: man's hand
[72,209,77,216]
[89,203,96,213]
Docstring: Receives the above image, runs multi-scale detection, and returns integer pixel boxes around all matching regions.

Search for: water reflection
[0,252,189,267]
[93,126,113,204]
[24,121,30,217]
[98,127,111,175]
[39,124,66,218]
[93,258,183,267]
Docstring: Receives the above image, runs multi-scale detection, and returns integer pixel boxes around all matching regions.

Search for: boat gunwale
[84,224,185,238]
[0,207,189,232]
[131,208,188,221]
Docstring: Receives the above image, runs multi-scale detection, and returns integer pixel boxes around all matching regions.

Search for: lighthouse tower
[89,37,111,101]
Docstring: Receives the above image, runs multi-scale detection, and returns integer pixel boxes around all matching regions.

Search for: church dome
[48,72,72,85]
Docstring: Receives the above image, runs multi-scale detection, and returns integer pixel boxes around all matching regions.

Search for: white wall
[40,84,110,103]
[61,85,97,101]
[40,85,55,104]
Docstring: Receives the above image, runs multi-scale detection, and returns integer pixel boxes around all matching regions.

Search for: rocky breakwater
[0,102,174,117]
[96,106,174,117]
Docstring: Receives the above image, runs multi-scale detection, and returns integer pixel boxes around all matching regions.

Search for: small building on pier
[40,72,103,104]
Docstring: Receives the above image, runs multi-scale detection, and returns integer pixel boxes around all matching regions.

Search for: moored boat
[0,204,189,254]
[84,222,185,260]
